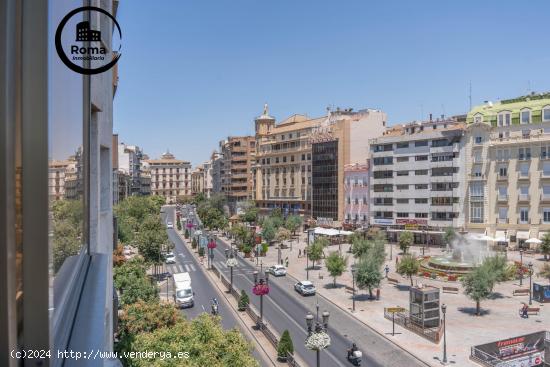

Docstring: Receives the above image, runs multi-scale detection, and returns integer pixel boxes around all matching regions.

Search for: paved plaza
[251,234,550,367]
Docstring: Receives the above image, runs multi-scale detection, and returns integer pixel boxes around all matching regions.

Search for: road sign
[385,307,405,313]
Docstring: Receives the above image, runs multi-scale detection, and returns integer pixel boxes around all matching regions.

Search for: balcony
[470,195,484,202]
[496,174,508,181]
[468,173,486,180]
[517,218,530,225]
[496,218,509,224]
[497,194,508,202]
[518,194,530,202]
[517,172,530,180]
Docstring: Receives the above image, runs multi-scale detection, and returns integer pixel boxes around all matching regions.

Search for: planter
[244,252,251,258]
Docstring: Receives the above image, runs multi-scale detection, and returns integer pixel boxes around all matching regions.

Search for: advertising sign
[396,219,428,225]
[472,332,546,367]
[373,219,394,225]
[385,307,406,313]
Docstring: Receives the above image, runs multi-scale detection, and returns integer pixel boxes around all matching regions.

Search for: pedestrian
[285,257,289,268]
[396,256,399,266]
[521,303,529,318]
[298,249,302,258]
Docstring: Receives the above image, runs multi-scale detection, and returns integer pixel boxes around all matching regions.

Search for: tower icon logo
[75,21,102,42]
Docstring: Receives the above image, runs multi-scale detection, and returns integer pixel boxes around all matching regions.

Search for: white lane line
[184,264,190,272]
[189,264,196,272]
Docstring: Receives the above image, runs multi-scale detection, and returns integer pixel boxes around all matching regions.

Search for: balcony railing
[497,218,509,224]
[468,173,486,180]
[518,194,530,202]
[517,172,530,180]
[496,174,508,180]
[497,194,508,202]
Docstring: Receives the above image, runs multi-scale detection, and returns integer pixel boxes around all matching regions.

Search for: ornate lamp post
[305,310,330,367]
[528,262,533,305]
[519,249,524,286]
[441,303,447,365]
[225,248,237,292]
[252,270,270,329]
[207,236,217,269]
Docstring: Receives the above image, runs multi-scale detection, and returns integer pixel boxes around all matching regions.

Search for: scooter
[346,349,362,366]
[211,302,219,316]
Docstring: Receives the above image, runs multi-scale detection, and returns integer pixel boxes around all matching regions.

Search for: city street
[183,206,426,367]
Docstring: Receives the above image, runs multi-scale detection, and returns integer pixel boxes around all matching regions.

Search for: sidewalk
[252,235,549,367]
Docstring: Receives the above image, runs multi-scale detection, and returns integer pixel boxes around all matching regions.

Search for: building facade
[191,165,205,196]
[369,118,466,245]
[118,142,144,196]
[464,93,550,248]
[146,151,191,203]
[220,136,255,208]
[210,151,223,195]
[344,162,370,229]
[254,105,322,217]
[311,108,387,224]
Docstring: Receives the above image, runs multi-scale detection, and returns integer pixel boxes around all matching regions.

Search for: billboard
[472,332,546,367]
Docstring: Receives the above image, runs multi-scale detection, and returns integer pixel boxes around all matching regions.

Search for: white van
[173,272,194,308]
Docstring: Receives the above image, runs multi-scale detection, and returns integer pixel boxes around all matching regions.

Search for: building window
[474,113,483,123]
[543,106,550,122]
[414,169,428,175]
[415,155,428,161]
[396,184,409,190]
[396,212,409,218]
[396,142,409,149]
[414,184,428,189]
[518,147,531,161]
[498,207,508,220]
[396,156,409,162]
[498,165,508,177]
[396,170,409,176]
[470,202,484,223]
[498,112,511,126]
[474,136,483,144]
[520,207,529,223]
[415,198,428,204]
[396,198,409,204]
[415,213,428,218]
[415,140,428,147]
[520,109,531,124]
[543,208,550,223]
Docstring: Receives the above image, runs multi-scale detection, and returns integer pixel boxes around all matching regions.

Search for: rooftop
[466,92,550,124]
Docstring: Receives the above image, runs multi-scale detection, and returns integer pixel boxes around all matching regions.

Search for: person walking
[298,249,302,258]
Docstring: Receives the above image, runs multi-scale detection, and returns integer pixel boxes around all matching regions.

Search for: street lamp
[519,249,524,286]
[441,303,447,365]
[252,270,270,329]
[305,310,330,367]
[351,267,356,312]
[225,248,237,293]
[528,262,533,305]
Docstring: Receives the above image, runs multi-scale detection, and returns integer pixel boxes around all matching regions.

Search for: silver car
[294,280,316,296]
[267,265,287,277]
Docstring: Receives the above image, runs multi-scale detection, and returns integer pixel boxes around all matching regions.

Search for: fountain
[421,234,492,275]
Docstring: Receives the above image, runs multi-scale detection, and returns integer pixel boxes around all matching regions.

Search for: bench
[518,307,540,316]
[513,289,530,296]
[442,286,459,294]
[387,277,399,285]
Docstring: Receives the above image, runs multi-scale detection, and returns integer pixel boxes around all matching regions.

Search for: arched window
[542,105,550,122]
[473,113,483,124]
[520,108,531,124]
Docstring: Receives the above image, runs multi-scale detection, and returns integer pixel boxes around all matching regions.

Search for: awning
[516,231,529,240]
[539,232,549,240]
[494,230,508,242]
[313,227,353,237]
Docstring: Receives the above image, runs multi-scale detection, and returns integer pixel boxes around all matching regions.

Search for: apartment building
[48,159,75,201]
[211,151,223,194]
[147,151,191,203]
[254,105,323,217]
[220,136,255,208]
[191,165,205,196]
[344,162,370,229]
[369,118,466,245]
[464,93,550,248]
[118,142,144,195]
[311,108,387,224]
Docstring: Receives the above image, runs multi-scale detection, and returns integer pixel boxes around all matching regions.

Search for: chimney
[429,113,433,122]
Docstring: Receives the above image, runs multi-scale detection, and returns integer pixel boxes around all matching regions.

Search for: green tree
[397,254,420,286]
[462,265,494,316]
[539,263,550,283]
[268,208,284,228]
[51,199,83,273]
[355,257,382,299]
[284,215,302,235]
[238,290,250,311]
[240,201,259,223]
[275,227,291,246]
[307,240,325,269]
[191,236,197,249]
[277,330,294,361]
[115,264,158,306]
[540,233,550,261]
[125,314,258,367]
[261,220,276,244]
[443,226,456,246]
[483,255,508,283]
[325,251,348,287]
[398,231,414,254]
[134,216,169,265]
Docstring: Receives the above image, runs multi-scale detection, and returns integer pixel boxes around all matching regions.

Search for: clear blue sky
[114,0,550,166]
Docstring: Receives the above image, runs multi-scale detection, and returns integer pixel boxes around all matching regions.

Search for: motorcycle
[211,302,219,316]
[346,349,362,366]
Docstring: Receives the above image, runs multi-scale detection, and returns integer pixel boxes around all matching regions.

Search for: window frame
[543,106,550,122]
[520,108,531,124]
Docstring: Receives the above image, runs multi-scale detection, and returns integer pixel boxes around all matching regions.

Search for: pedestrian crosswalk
[168,262,196,273]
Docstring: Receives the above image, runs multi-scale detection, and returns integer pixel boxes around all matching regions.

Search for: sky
[113,0,550,166]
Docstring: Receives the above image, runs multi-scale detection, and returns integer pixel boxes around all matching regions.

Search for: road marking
[189,263,196,271]
[184,264,190,272]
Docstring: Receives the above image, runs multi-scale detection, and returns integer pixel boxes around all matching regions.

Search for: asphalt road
[161,207,268,365]
[184,205,428,367]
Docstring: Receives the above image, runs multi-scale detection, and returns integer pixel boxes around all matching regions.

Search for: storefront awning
[516,231,529,240]
[494,230,508,242]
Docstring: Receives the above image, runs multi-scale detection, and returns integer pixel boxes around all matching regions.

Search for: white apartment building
[369,118,466,245]
[118,142,144,195]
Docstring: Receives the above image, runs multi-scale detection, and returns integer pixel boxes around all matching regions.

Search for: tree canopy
[284,215,302,235]
[397,254,420,286]
[398,231,413,254]
[541,233,550,261]
[325,251,347,287]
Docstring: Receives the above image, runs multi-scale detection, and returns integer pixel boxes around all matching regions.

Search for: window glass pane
[49,0,86,326]
[544,109,550,121]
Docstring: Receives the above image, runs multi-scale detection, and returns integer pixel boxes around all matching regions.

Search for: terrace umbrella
[525,238,542,245]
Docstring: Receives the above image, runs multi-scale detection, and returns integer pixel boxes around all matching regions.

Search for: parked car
[294,280,316,296]
[267,265,287,277]
[165,253,176,264]
[166,221,173,229]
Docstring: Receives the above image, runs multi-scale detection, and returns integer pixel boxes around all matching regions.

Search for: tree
[113,244,126,267]
[51,199,83,273]
[238,290,250,311]
[275,227,291,247]
[285,215,302,235]
[240,201,259,223]
[325,251,347,287]
[443,227,456,246]
[462,265,494,316]
[261,220,276,244]
[124,314,258,367]
[201,207,227,230]
[134,216,169,265]
[483,255,508,283]
[176,216,182,231]
[398,231,413,254]
[397,254,420,286]
[355,257,382,299]
[114,260,158,306]
[351,237,371,259]
[539,263,550,283]
[277,330,294,361]
[541,233,550,261]
[307,241,324,269]
[268,208,284,228]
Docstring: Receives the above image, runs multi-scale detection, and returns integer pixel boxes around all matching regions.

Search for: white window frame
[497,111,512,127]
[543,106,550,122]
[474,113,483,124]
[520,108,531,124]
